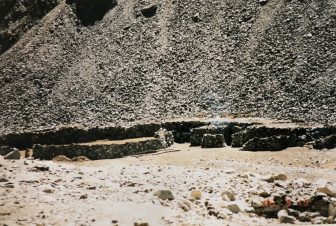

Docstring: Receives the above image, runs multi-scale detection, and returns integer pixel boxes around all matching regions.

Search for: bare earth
[1,144,335,226]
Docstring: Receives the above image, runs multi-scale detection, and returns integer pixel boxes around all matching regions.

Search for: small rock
[191,190,202,200]
[0,178,9,183]
[134,221,149,226]
[72,156,90,162]
[53,155,71,162]
[258,190,271,198]
[251,199,264,208]
[43,189,53,193]
[4,149,20,160]
[327,216,336,224]
[221,191,235,201]
[155,190,174,200]
[278,210,295,224]
[225,200,248,213]
[287,208,300,218]
[3,184,14,188]
[329,198,336,217]
[192,13,201,22]
[273,173,288,181]
[80,194,88,199]
[33,166,50,172]
[177,201,190,211]
[315,180,336,197]
[264,176,275,183]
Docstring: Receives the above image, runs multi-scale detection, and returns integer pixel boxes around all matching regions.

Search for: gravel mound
[0,0,335,134]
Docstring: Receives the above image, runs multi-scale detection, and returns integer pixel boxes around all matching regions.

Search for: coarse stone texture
[0,120,207,149]
[242,135,306,151]
[201,134,225,148]
[0,0,335,135]
[190,125,230,146]
[0,0,60,54]
[33,129,174,160]
[231,125,336,149]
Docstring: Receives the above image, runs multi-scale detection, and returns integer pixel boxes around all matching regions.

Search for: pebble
[221,191,235,201]
[155,190,174,200]
[0,178,9,182]
[134,221,149,226]
[177,201,190,211]
[190,190,202,200]
[43,189,53,193]
[225,200,248,213]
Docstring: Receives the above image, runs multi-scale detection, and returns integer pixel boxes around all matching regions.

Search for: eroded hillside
[0,0,335,134]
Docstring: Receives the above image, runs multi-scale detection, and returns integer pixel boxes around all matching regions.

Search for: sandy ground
[1,144,336,226]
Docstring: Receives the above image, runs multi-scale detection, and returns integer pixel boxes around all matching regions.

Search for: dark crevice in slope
[66,0,117,26]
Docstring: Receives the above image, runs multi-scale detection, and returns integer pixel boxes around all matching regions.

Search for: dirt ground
[1,144,335,226]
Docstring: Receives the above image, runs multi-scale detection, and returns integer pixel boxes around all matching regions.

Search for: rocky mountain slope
[0,0,335,134]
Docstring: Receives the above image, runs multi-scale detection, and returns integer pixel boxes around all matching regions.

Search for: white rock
[177,201,190,211]
[221,191,235,201]
[315,179,336,197]
[278,210,295,224]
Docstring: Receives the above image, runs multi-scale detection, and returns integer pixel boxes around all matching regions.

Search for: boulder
[313,135,336,149]
[4,149,20,160]
[201,134,225,148]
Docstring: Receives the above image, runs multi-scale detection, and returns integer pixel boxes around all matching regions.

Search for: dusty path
[1,144,335,226]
